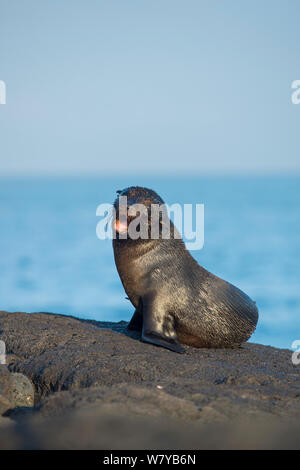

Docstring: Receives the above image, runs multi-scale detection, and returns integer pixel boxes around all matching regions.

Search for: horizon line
[0,171,300,179]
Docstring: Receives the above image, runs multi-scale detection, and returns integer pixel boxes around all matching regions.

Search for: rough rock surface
[0,365,34,415]
[0,310,299,449]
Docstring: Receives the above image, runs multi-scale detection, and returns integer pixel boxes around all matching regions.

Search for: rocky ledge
[0,310,299,449]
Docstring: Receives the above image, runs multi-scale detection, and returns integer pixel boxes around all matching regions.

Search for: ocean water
[0,176,299,350]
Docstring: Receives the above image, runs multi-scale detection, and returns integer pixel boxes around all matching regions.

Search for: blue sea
[0,176,299,350]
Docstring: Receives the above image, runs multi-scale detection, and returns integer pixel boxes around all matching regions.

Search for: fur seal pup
[112,186,259,353]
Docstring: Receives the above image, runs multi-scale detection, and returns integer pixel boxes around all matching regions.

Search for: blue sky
[0,0,299,175]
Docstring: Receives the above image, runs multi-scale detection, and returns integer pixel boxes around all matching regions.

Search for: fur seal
[112,186,259,353]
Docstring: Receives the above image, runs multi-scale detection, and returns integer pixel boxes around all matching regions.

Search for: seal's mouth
[114,213,138,233]
[114,219,128,233]
[114,211,150,237]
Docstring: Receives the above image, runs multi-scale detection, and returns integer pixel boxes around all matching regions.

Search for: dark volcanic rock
[0,310,299,449]
[0,365,34,415]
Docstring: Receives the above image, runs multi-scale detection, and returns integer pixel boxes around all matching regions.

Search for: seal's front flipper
[127,299,143,331]
[141,296,185,354]
[142,331,185,353]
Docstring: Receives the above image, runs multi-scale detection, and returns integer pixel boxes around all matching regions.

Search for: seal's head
[114,186,165,207]
[113,186,166,240]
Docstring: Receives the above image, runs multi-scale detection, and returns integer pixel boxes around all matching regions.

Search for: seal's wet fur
[113,186,259,353]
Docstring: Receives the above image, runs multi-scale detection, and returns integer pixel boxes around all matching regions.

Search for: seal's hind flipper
[141,295,185,354]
